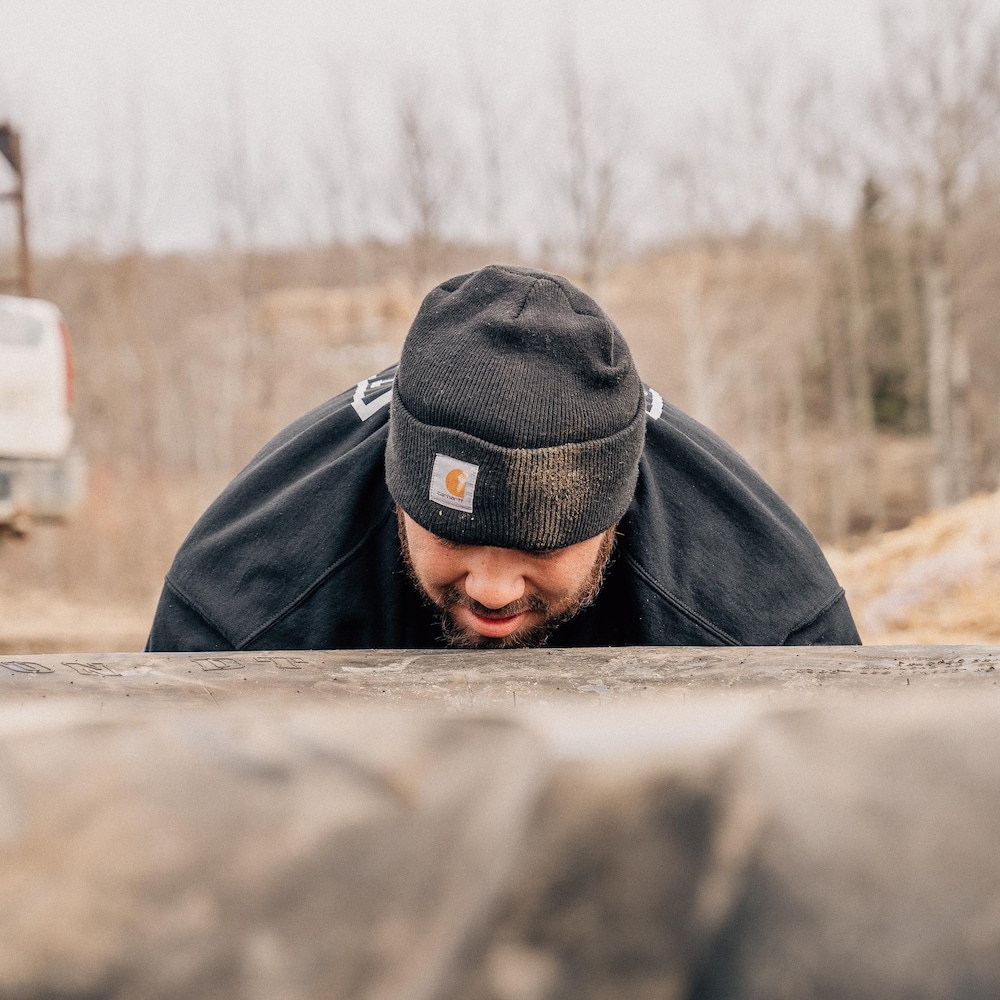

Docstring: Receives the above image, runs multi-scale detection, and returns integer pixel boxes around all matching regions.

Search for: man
[147,264,860,651]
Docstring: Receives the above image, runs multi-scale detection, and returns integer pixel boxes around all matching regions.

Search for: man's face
[398,510,616,648]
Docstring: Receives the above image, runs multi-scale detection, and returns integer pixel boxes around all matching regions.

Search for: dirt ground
[0,586,155,654]
[0,470,217,654]
[2,488,999,653]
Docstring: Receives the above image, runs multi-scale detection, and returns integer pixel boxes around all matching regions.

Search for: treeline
[2,0,1000,601]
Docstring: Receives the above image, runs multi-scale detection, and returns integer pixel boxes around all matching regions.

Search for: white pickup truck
[0,295,85,532]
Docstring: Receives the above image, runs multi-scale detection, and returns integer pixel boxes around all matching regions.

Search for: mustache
[437,586,548,619]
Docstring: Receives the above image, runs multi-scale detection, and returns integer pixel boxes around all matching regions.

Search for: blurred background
[1,0,999,649]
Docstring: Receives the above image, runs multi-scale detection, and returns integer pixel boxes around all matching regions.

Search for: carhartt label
[429,454,478,513]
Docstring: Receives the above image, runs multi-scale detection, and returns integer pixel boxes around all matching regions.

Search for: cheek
[532,555,597,599]
[407,541,464,594]
[529,534,609,599]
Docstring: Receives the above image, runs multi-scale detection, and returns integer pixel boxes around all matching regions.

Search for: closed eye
[435,536,560,559]
[528,548,561,560]
[436,536,471,551]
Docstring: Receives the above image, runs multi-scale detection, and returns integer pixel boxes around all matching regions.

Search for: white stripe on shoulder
[351,376,394,421]
[645,387,664,421]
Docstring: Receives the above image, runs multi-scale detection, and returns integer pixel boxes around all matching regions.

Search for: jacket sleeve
[145,579,235,652]
[782,590,862,646]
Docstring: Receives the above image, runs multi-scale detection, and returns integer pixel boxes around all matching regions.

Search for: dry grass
[827,489,1000,644]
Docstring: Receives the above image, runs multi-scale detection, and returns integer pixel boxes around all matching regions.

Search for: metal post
[0,122,32,298]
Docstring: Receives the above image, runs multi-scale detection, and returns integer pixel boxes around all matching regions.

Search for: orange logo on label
[430,454,478,512]
[445,468,467,498]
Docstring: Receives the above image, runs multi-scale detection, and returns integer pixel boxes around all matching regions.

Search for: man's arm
[782,591,862,646]
[145,580,235,652]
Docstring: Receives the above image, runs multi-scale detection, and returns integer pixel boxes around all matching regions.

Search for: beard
[397,508,618,649]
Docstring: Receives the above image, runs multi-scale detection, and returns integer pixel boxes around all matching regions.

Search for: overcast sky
[3,0,883,112]
[1,0,993,252]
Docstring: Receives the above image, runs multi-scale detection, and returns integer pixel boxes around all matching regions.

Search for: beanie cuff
[385,388,644,550]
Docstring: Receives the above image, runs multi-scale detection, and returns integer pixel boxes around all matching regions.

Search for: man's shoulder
[165,368,399,648]
[628,392,851,645]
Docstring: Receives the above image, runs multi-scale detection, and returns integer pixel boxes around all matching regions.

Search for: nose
[463,549,527,610]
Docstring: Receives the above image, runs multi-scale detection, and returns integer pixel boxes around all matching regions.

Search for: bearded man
[146,264,860,651]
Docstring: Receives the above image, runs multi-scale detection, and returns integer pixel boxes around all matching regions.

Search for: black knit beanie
[385,264,646,550]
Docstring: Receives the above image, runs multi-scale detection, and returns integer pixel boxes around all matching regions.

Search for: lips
[460,608,531,638]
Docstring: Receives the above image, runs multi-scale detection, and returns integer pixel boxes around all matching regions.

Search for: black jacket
[147,368,860,650]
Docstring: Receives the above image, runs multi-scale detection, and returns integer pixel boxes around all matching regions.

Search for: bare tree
[550,44,632,294]
[659,9,895,539]
[210,75,287,298]
[309,62,375,284]
[791,76,887,534]
[465,61,509,248]
[873,0,1000,506]
[391,73,460,290]
[205,75,293,453]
